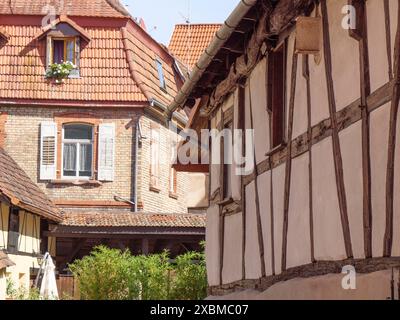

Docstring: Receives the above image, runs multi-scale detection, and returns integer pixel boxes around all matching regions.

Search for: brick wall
[1,106,194,214]
[137,115,189,214]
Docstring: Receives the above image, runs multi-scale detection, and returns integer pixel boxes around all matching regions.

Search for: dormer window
[156,59,167,91]
[35,16,91,79]
[51,38,76,64]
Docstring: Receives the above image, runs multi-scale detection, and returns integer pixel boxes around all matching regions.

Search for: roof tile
[168,24,222,69]
[61,211,206,228]
[0,147,61,222]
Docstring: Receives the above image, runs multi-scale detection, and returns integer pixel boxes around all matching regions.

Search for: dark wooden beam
[321,0,353,259]
[384,2,400,257]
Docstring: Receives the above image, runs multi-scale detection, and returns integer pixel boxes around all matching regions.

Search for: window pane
[66,39,75,63]
[64,124,92,140]
[79,143,92,177]
[63,143,77,176]
[156,60,166,89]
[53,40,64,64]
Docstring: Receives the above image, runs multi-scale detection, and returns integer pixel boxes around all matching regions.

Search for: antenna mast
[186,0,191,71]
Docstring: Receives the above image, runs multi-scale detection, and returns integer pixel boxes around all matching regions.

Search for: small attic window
[51,38,76,64]
[156,59,167,91]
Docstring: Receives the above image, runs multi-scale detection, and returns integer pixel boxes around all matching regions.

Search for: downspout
[164,0,258,120]
[133,118,147,212]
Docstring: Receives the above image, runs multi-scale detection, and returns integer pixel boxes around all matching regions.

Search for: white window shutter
[98,123,115,181]
[150,126,160,188]
[40,121,57,180]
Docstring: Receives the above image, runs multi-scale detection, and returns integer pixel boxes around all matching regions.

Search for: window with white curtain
[62,124,93,179]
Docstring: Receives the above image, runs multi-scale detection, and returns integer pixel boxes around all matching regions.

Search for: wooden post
[248,79,266,277]
[282,47,299,271]
[142,238,149,255]
[349,0,373,258]
[303,54,315,263]
[384,1,400,257]
[321,0,353,258]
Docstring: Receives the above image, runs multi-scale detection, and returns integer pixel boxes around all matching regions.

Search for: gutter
[150,99,188,126]
[164,0,258,121]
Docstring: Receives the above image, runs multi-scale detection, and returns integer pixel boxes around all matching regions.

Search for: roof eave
[164,0,258,121]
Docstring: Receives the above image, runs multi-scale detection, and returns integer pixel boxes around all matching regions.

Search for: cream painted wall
[0,201,43,299]
[258,171,274,276]
[287,153,312,269]
[329,0,361,111]
[367,0,390,92]
[206,205,220,287]
[272,164,285,275]
[248,58,270,163]
[244,182,262,280]
[222,213,243,285]
[339,122,364,259]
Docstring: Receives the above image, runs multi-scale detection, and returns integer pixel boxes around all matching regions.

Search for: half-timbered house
[166,0,400,299]
[0,147,61,299]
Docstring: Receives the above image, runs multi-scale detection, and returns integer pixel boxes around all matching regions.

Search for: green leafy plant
[170,249,207,300]
[69,245,207,300]
[46,61,76,83]
[69,246,140,300]
[6,278,42,300]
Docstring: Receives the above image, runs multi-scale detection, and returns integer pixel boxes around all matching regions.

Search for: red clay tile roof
[168,24,222,69]
[0,1,180,105]
[0,147,62,222]
[0,0,129,18]
[61,211,206,228]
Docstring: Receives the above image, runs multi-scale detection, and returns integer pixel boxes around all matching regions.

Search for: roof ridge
[105,0,130,17]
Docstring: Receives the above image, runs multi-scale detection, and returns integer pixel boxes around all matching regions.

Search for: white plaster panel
[339,121,364,259]
[245,181,262,279]
[287,153,312,269]
[328,0,361,111]
[249,58,270,163]
[257,170,274,276]
[272,164,285,274]
[370,104,391,257]
[367,0,390,92]
[206,205,221,286]
[222,213,243,284]
[312,137,347,261]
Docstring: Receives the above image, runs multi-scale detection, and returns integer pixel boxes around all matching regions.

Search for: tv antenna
[178,0,192,71]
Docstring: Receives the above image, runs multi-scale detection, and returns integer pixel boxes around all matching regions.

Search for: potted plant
[46,61,77,84]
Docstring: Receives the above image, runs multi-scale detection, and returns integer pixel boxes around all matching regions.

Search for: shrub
[69,246,140,300]
[69,245,207,300]
[170,250,207,300]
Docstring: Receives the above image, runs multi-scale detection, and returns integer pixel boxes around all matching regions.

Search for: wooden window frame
[61,123,94,180]
[267,41,287,152]
[54,113,100,181]
[50,37,77,65]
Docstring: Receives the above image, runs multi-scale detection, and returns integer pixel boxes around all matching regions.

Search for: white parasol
[39,253,59,300]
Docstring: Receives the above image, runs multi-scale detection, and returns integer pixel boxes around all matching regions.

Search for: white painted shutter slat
[98,123,115,181]
[40,121,57,180]
[150,126,160,188]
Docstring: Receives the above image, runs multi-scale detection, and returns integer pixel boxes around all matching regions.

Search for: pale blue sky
[122,0,239,45]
